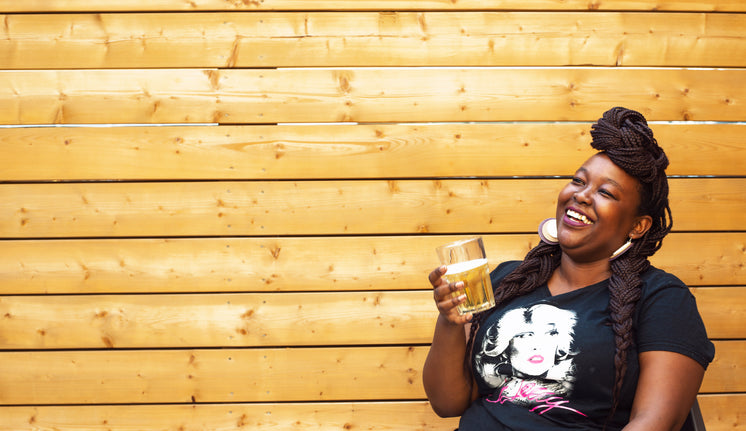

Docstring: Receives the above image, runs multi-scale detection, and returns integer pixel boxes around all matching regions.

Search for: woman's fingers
[429,266,472,323]
[428,265,447,287]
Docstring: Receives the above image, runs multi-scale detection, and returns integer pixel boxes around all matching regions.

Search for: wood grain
[2,12,744,68]
[1,0,744,12]
[1,68,743,124]
[2,123,745,181]
[0,342,740,405]
[0,347,430,404]
[0,394,746,431]
[0,402,460,431]
[0,397,740,431]
[0,1,743,427]
[0,233,742,294]
[698,393,746,431]
[0,286,741,350]
[1,178,744,237]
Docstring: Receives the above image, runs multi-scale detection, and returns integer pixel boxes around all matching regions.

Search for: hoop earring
[609,238,633,261]
[538,218,558,245]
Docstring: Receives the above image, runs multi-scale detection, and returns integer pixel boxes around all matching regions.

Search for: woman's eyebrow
[576,167,625,191]
[603,176,624,191]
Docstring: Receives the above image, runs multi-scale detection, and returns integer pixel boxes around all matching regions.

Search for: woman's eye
[571,177,584,185]
[599,189,616,199]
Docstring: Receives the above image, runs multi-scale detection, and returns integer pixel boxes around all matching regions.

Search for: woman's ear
[630,215,653,239]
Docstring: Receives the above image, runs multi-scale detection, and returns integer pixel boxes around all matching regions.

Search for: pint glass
[436,237,495,315]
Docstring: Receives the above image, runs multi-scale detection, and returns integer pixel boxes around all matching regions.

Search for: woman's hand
[429,265,473,325]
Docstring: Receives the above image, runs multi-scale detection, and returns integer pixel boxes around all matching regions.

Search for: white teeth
[567,209,593,225]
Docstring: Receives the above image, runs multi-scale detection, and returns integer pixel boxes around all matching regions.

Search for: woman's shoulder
[636,264,697,313]
[639,265,688,294]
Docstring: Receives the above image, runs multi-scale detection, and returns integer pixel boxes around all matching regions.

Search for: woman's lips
[528,355,544,364]
[563,213,589,228]
[563,207,594,227]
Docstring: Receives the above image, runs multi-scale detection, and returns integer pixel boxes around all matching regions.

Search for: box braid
[591,107,672,418]
[465,107,672,421]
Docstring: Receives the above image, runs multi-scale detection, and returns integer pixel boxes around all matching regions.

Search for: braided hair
[465,107,673,419]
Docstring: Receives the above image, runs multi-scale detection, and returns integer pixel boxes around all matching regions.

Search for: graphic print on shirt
[475,303,586,417]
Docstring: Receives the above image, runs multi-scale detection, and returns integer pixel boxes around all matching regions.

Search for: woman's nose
[574,187,592,205]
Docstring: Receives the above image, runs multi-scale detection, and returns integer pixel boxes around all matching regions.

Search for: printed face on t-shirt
[477,303,577,397]
[509,322,560,377]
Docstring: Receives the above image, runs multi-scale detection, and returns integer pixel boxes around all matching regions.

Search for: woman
[423,107,715,430]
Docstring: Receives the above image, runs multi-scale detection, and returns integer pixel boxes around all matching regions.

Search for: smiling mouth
[566,209,594,225]
[528,355,545,364]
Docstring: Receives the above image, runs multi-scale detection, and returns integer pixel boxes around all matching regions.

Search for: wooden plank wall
[0,1,744,429]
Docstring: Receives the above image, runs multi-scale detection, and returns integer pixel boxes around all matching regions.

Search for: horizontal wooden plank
[705,341,746,394]
[0,286,741,350]
[0,346,429,404]
[698,393,746,431]
[0,402,461,431]
[0,397,740,430]
[0,233,742,295]
[1,178,744,237]
[0,342,739,405]
[0,396,740,431]
[0,291,439,349]
[1,0,744,12]
[1,68,744,124]
[2,123,745,181]
[0,235,532,294]
[3,12,745,68]
[692,287,746,340]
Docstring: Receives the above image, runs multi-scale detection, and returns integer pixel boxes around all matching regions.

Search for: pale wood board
[698,393,746,431]
[2,123,745,181]
[2,12,745,68]
[1,178,744,237]
[0,402,461,431]
[0,287,741,350]
[0,68,744,124]
[1,0,744,12]
[0,346,430,404]
[0,233,742,294]
[0,342,740,404]
[0,396,741,431]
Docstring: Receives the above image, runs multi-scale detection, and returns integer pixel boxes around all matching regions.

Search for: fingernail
[458,294,466,301]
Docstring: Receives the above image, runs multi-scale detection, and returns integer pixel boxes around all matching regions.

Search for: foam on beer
[445,258,488,275]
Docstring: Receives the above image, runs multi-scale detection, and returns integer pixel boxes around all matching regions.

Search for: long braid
[606,256,649,417]
[591,107,672,419]
[465,107,672,423]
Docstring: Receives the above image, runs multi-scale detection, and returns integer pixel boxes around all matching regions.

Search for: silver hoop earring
[538,218,558,245]
[609,238,633,261]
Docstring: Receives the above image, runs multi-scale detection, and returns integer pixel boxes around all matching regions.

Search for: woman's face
[509,323,559,377]
[555,153,649,263]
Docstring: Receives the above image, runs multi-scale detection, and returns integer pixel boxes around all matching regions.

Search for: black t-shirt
[458,261,715,430]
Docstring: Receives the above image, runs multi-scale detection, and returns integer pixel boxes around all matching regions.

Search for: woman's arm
[623,350,706,431]
[422,266,479,417]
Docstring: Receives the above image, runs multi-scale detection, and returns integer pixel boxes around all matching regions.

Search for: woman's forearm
[422,314,475,417]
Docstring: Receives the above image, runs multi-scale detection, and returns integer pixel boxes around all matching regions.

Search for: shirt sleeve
[635,270,715,369]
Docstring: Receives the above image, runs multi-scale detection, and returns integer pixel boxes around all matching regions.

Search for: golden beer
[442,258,495,315]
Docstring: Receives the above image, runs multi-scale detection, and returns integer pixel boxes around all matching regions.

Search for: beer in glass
[436,237,495,315]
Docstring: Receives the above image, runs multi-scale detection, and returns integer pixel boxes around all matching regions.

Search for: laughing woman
[423,107,715,430]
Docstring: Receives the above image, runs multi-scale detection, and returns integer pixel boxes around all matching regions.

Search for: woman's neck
[548,254,611,296]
